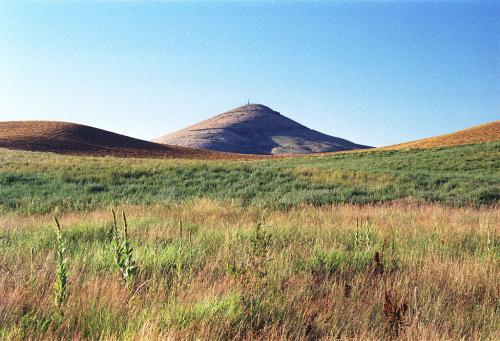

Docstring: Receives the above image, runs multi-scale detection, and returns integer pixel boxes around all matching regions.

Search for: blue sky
[0,1,498,147]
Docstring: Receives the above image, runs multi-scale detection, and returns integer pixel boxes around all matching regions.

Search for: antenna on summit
[247,99,250,105]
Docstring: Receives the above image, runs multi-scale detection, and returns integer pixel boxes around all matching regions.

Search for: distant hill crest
[153,104,371,155]
[384,120,500,150]
[0,121,238,159]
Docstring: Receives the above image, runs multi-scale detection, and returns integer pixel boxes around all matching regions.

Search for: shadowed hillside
[0,121,244,159]
[153,104,371,154]
[384,121,500,149]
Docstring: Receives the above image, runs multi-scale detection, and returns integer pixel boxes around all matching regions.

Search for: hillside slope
[385,120,500,149]
[0,121,238,159]
[153,104,371,154]
[0,141,498,214]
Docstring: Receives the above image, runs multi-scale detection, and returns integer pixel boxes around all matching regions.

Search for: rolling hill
[2,117,496,160]
[0,121,238,159]
[153,104,371,154]
[384,120,500,150]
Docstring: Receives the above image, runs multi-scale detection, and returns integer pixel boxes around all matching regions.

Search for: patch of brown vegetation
[0,121,263,160]
[383,121,500,150]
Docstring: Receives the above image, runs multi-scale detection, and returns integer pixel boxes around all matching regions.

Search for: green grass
[1,142,498,213]
[0,142,498,339]
[0,203,498,339]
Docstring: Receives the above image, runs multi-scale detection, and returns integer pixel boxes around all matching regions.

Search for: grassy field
[0,142,499,214]
[0,143,498,339]
[0,202,498,339]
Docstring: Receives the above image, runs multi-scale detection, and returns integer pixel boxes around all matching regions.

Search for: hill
[153,104,371,154]
[0,121,241,159]
[384,120,500,150]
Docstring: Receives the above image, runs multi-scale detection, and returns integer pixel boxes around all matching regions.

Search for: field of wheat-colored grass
[0,200,498,340]
[383,121,500,150]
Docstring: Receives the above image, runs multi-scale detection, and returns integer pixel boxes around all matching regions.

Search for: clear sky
[0,1,498,147]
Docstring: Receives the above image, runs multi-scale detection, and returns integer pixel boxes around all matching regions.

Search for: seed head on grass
[109,208,118,242]
[383,290,408,338]
[373,251,384,276]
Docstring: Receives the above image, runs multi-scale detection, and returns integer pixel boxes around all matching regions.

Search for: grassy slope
[0,144,499,339]
[0,202,498,339]
[0,142,499,213]
[383,120,500,149]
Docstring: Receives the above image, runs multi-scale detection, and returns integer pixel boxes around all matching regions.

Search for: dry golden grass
[0,200,498,340]
[291,167,396,187]
[383,120,500,150]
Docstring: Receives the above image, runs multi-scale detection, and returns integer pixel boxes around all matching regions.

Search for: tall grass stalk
[111,211,138,288]
[53,217,69,314]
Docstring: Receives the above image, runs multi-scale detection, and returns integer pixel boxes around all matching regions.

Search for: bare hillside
[153,104,371,154]
[0,121,248,159]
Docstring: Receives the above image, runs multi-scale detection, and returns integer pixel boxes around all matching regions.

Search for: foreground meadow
[0,143,498,339]
[0,201,498,339]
